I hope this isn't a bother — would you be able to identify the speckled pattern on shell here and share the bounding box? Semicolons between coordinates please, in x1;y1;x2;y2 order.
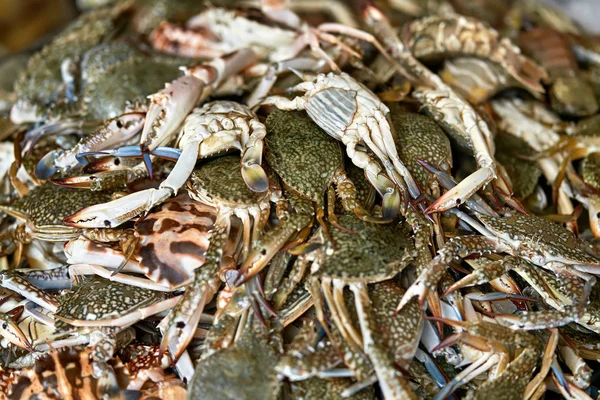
314;215;414;281
56;276;161;329
290;377;376;399
189;155;266;207
582;152;600;189
479;213;600;265
4;183;112;227
14;7;122;112
265;110;343;202
389;110;452;189
369;281;422;364
188;333;280;400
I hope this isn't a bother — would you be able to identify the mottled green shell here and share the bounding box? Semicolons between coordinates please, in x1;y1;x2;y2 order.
132;0;206;35
582;152;600;189
369;281;422;364
189;155;265;207
188;333;280;400
390;110;452;189
479;213;599;265
315;215;414;281
265;111;343;202
2;183;112;227
575;114;600;138
290;377;375;400
55;276;161;330
494;132;541;198
14;7;122;110
82;46;184;120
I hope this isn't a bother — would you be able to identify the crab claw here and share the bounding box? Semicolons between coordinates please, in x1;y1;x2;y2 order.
0;313;33;352
395;279;429;313
35;150;60;180
63;188;172;228
425;167;494;214
160;282;214;363
365;169;401;221
241;163;269;193
52;170;130;191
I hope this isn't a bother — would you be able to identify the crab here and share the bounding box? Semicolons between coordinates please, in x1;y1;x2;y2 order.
8;347;102;399
67;192;223;288
49;276;181;395
187;313;281;400
440;57;539;104
157;154;275;361
10;6;129;125
261;72;421;213
428;317;545;399
150;0;387;74
31;40;197;183
491;98;600;236
401;14;547;94
63;100;269;229
398;184;600;331
517;26;598;117
364;6;518;214
304;214;421;399
35;112;145;180
236;110;395;285
0;182;112;263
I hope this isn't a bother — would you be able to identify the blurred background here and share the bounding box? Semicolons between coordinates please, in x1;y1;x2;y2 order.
0;0;599;55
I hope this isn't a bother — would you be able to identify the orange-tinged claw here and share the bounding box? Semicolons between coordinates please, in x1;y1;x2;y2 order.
425;167;493;213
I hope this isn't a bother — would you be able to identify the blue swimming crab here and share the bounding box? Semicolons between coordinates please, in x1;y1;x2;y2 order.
0;182;112;263
63;99;268;228
158;154;275;362
261;72;421;216
398;202;600;330
306;214;422;399
235;110;393;286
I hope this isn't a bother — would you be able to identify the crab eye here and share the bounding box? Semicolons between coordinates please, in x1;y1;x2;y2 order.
2;322;7;330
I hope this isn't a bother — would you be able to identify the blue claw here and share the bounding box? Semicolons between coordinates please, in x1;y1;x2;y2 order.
551;360;571;396
151;147;182;161
35;151;59;180
79;145;144;159
142;152;153;179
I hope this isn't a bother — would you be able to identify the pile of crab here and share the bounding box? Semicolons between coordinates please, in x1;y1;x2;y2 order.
2;0;600;398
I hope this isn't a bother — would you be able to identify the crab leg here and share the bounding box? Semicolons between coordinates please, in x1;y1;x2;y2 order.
0;271;58;313
397;236;501;311
160;215;231;361
54;295;181;328
364;6;500;213
443;256;525;296
0;312;33;351
35;113;145;180
350;283;418;400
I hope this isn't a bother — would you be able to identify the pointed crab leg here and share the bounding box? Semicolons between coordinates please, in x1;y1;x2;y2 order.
364;5;499;214
0;271;58;313
350;283;418;400
160;215;231;362
397;236;500;312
